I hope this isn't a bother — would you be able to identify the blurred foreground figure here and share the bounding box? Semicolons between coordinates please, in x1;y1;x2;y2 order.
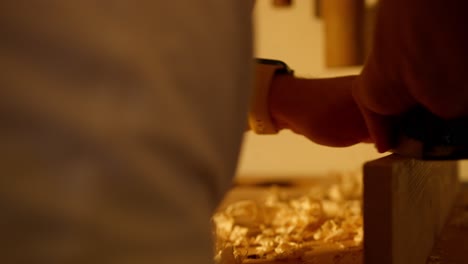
0;1;252;263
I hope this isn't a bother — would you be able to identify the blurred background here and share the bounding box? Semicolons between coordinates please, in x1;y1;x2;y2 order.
237;0;468;180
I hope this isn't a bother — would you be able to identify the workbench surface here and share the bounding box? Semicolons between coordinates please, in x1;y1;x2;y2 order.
215;178;467;264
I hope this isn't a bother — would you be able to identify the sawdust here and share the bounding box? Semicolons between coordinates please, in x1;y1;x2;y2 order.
213;172;363;263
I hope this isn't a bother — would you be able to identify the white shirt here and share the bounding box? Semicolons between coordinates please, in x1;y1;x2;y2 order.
0;1;252;263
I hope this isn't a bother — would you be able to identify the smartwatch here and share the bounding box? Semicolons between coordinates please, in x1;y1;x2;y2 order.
249;58;294;134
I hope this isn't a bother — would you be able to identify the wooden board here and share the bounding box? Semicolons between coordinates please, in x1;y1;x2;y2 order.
364;154;459;264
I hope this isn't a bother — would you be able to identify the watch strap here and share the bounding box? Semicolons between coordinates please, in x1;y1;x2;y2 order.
249;63;283;134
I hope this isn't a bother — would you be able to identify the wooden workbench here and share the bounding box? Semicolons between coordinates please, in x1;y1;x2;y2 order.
215;175;364;264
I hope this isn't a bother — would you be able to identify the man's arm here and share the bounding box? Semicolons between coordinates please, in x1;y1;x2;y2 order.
267;74;369;147
263;0;468;152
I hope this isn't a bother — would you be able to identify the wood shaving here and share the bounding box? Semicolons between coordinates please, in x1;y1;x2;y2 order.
213;172;363;263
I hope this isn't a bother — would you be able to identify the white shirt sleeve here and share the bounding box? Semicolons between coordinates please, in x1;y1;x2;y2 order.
0;1;252;263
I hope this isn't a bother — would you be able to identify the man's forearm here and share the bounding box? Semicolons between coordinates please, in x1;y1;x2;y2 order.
268;75;370;147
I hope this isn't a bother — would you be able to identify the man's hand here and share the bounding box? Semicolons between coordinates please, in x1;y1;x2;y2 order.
353;0;468;152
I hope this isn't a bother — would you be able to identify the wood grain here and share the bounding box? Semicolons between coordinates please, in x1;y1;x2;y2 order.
364;154;459;264
427;183;468;264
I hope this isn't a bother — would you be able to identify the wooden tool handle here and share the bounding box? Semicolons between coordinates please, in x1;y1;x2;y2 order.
322;0;364;67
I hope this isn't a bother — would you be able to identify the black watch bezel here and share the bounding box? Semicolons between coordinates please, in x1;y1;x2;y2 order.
255;58;294;75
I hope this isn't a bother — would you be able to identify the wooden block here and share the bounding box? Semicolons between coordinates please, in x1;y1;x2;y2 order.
363;154;459;264
427;183;468;264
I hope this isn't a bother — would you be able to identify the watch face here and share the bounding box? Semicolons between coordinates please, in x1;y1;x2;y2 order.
255;58;294;74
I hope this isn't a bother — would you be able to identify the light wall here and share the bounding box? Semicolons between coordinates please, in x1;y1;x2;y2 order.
237;0;468;180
